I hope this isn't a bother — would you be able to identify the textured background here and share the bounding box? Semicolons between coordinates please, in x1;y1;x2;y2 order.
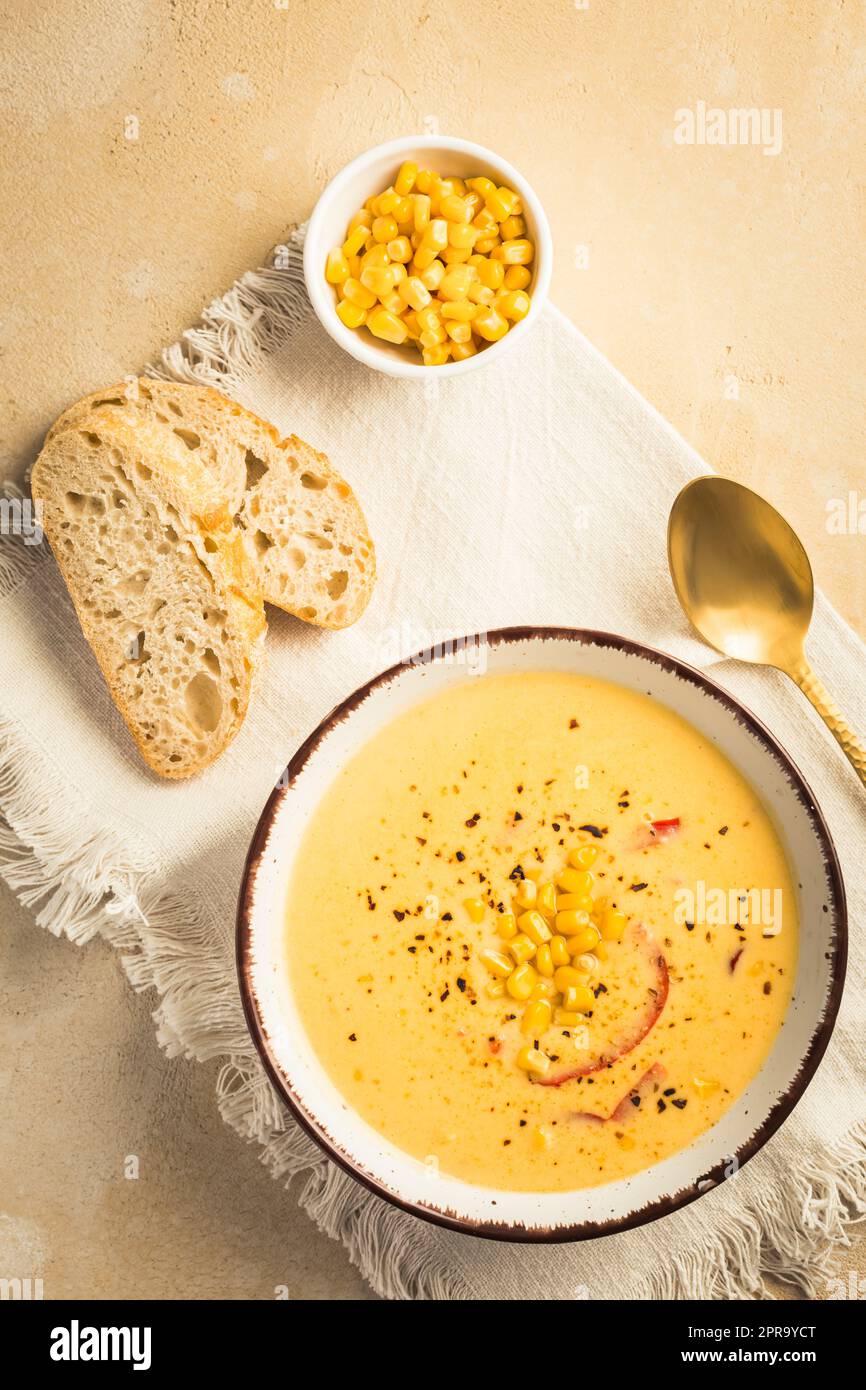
1;0;863;1299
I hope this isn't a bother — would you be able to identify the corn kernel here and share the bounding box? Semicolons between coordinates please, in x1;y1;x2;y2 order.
395;160;418;196
439;265;474;299
412;193;431;233
556;867;595;896
367;307;408;344
573;952;600;974
347;208;373;233
549;935;571;968
535;942;554;977
447;222;478;250
439;176;466;197
412;244;438;272
397;275;430;314
440;193;470;223
427;177;443;215
555;909;590;934
437;301;475;324
422;343;450;365
496;289;531;321
533;1125;554;1150
530;977;556;1001
449;339;477;360
417;304;444;335
325;248;350;284
379;288;405;316
440;246;472;264
555;1009;584;1027
521;998;552;1036
517;910;552;946
467;282;495;306
561;982;595;1014
336;299;367;329
486;980;506;999
468;175;497;200
474;235;501;254
342;225;371;258
600;908;628;942
421;219;448;251
556;893;594;914
445;320;472;344
509;933;536;966
516;1043;550;1076
536;882;557;917
504;264;532;291
463;896;486;923
493;238;535;265
479;948;512;979
476;257;505;290
569;845;599;869
374;188;398;215
360;264;399;297
472;306;508;340
415;168;434;194
507;963;538;1001
566;926;601;956
401;311;421;339
693;1077;721;1097
386;236;413;263
418;258;446;291
393;196;413;225
342;277;377;310
500;214;526;241
554;965;585;993
497;911;517;940
472;209;498;234
372;215;398;244
361;242;391;270
486;185;518;221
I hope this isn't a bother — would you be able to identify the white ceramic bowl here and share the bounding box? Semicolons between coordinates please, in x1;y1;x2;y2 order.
237;629;846;1242
303;135;552;378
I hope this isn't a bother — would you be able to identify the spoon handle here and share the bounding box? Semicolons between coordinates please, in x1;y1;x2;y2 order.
788;658;866;788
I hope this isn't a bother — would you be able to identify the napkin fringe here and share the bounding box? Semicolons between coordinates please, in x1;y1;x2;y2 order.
155;238;310;391
0;485;42;600
642;1121;866;1300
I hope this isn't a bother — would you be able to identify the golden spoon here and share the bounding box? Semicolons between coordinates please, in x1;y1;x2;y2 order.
668;475;866;788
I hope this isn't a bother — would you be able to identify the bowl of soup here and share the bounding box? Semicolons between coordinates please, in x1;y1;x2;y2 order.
237;629;846;1240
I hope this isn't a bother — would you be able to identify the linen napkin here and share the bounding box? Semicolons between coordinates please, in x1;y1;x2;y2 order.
1;231;863;1300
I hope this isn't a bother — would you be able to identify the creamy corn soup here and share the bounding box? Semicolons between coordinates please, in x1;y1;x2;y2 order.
285;672;798;1192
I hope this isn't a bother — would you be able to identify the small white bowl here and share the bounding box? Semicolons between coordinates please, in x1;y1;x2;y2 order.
304;135;553;379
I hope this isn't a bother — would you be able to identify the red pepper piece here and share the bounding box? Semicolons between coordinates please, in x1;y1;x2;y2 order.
536;925;670;1086
650;817;681;839
572;1063;669;1124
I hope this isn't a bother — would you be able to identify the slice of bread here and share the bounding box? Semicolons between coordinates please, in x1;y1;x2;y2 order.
32;409;267;779
48;379;376;629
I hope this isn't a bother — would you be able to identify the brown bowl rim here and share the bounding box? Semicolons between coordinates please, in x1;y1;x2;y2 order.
236;626;847;1244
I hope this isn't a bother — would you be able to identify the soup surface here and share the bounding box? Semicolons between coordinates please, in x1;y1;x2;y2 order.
285;672;798;1192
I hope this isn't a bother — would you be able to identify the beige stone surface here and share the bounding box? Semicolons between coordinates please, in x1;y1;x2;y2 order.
1;0;862;1299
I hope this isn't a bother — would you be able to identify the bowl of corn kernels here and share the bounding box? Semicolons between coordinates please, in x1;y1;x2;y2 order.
304;135;552;377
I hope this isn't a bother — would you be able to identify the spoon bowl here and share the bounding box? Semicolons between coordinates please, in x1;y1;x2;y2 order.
668;476;866;787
